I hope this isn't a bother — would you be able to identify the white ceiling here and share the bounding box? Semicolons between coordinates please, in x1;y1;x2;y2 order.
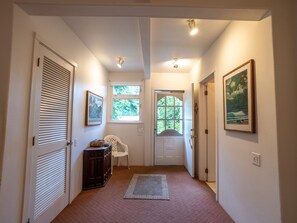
19;3;267;79
62;17;230;76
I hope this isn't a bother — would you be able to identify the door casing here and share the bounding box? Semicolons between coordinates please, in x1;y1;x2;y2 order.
198;72;218;199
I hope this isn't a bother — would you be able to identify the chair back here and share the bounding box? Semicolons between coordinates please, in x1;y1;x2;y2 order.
104;135;121;152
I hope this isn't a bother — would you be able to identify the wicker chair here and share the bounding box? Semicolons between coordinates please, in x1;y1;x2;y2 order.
104;135;129;172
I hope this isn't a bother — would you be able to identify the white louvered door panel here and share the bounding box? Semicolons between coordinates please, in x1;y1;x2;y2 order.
29;43;73;223
34;149;66;220
38;56;69;146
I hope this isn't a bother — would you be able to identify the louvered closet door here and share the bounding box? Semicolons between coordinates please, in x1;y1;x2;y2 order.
29;43;73;223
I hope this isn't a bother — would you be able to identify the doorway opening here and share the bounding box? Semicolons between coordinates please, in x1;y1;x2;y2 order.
199;74;217;195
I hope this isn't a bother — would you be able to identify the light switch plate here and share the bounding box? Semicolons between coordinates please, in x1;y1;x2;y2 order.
252;152;261;167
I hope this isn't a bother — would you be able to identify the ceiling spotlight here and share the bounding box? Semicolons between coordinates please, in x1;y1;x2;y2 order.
117;57;124;68
187;19;198;36
173;58;179;69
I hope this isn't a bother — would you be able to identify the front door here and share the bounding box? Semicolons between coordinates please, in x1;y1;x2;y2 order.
154;91;184;165
24;40;74;223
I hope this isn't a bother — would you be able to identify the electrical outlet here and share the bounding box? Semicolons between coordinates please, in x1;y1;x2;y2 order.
252;152;261;167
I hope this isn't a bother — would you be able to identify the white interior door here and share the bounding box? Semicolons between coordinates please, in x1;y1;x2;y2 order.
154;91;184;165
207;82;216;181
25;41;73;223
184;83;195;177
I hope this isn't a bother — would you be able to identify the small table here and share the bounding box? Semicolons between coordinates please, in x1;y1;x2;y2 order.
82;144;112;190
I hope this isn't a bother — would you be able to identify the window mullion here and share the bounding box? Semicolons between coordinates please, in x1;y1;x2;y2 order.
173;97;175;130
164;97;167;130
173;97;176;130
113;95;139;99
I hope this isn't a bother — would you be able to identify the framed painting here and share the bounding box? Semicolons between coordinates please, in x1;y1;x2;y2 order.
86;91;103;126
223;59;255;133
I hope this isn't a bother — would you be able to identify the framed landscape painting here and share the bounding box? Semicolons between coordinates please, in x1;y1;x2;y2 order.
86;91;103;126
223;59;255;133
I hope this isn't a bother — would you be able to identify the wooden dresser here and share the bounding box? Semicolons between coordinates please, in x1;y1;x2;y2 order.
83;144;112;190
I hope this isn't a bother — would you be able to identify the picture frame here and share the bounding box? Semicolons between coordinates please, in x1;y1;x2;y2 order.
223;59;255;133
86;91;103;126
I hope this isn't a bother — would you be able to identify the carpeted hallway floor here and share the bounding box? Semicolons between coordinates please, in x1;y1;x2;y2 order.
53;166;234;223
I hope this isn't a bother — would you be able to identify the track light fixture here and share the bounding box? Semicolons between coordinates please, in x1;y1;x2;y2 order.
173;58;179;69
117;57;124;68
187;19;198;36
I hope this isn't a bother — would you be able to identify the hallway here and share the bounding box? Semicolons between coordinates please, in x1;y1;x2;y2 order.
53;166;233;223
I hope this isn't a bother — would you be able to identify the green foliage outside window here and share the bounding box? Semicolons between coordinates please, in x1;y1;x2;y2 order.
157;120;165;133
166;107;174;119
157;107;165;119
112;99;139;120
113;85;140;95
112;85;141;121
156;95;183;135
157;97;165;106
166;96;174;106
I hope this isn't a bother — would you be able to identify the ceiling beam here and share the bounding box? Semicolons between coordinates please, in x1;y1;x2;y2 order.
138;18;151;79
18;4;268;21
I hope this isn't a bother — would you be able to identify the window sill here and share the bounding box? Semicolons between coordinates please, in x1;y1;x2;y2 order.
107;121;144;124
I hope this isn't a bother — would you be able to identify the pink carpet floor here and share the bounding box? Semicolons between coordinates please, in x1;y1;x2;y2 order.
53;166;234;223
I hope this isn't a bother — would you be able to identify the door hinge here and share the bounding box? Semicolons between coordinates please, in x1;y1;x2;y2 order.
205;168;209;174
32;136;35;146
205;129;208;134
204;90;208;96
27;218;30;223
194;103;198;114
37;57;40;67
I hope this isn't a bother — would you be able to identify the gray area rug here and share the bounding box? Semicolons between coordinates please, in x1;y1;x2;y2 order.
124;174;169;200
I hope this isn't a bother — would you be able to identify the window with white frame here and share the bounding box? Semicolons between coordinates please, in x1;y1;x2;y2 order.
109;82;143;122
156;94;183;136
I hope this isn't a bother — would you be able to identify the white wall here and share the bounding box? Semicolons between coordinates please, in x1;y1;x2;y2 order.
107;72;191;166
106;72;145;166
0;6;108;223
198;17;281;223
0;1;12;181
151;72;190;91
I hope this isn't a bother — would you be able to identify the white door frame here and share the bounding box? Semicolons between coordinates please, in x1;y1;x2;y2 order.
22;34;75;223
198;72;219;199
